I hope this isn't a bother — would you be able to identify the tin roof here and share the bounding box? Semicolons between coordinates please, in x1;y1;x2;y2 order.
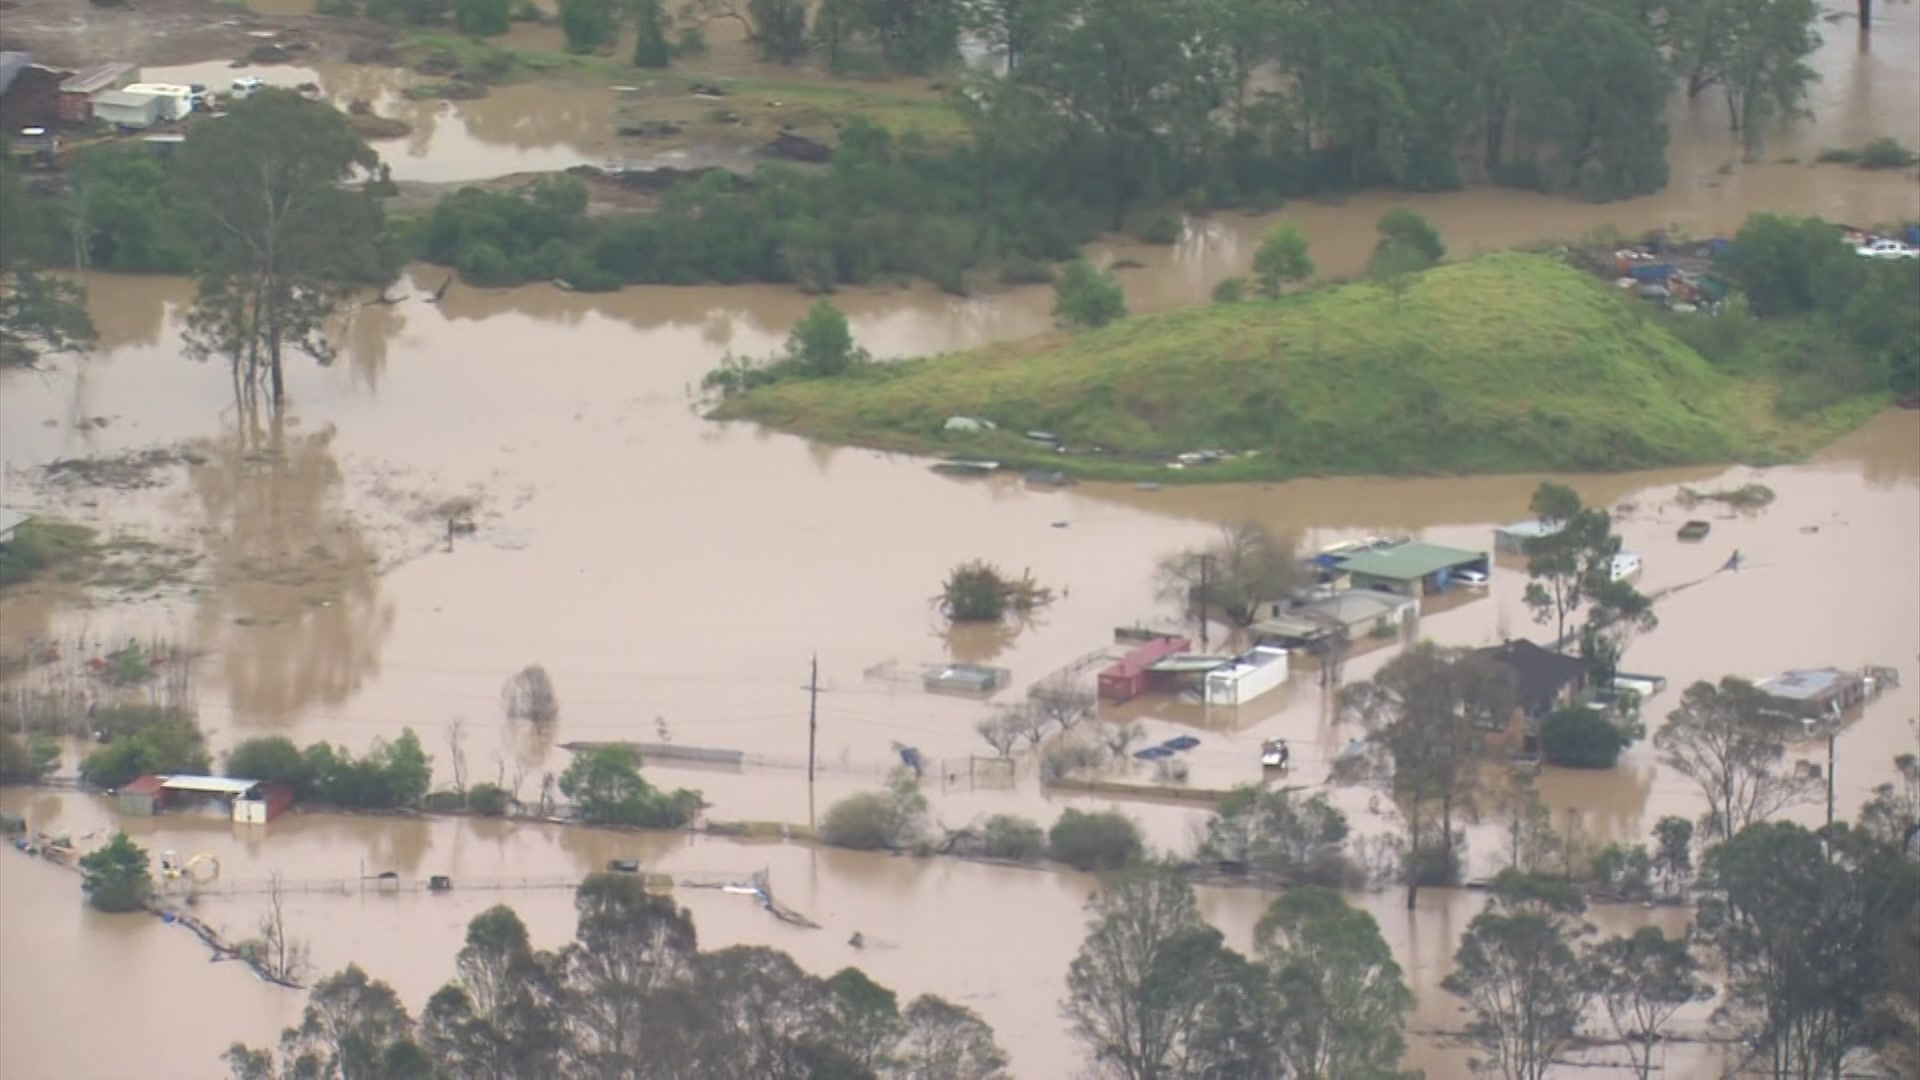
1496;519;1565;539
123;774;167;795
0;507;31;538
93;89;158;110
0;52;29;97
159;775;262;796
59;62;136;95
1338;542;1486;581
1758;668;1858;703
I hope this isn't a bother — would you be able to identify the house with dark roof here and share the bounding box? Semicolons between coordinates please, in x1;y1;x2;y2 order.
1471;638;1589;749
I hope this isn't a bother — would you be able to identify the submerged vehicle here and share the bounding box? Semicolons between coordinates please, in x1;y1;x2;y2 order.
1260;739;1290;769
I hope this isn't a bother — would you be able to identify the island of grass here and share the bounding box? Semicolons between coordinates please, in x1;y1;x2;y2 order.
713;253;1887;481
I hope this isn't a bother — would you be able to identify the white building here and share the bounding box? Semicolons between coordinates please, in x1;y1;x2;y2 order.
1204;646;1290;707
1608;552;1643;582
123;82;195;122
92;89;163;129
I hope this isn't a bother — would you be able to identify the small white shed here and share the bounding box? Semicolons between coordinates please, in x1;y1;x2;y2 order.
1204;646;1290;707
123;82;194;121
93;89;163;129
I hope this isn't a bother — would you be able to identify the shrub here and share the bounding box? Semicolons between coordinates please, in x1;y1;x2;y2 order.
822;773;929;851
79;832;152;912
1048;808;1143;871
979;814;1046;861
1857;136;1917;169
82;718;211;788
454;0;510;35
1211;276;1246;303
1040;737;1107;782
1201;785;1358;886
0;520;94;586
938;561;1054;622
0;732;59;784
466;782;511;816
1133;212;1182;245
1815;146;1862;164
1051;259;1128;329
1540;706;1628;768
1588;842;1654;900
225;736;313;793
558;744;701;827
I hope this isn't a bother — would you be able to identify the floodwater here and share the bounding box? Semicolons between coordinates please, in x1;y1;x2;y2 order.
2;13;1919;1076
0;789;1731;1079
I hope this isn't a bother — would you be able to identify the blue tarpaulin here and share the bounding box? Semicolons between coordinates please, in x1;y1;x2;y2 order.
1160;736;1200;752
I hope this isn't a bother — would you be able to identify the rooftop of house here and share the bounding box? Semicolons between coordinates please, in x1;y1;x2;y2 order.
1475;639;1587;710
158;775;262;796
1497;519;1566;538
1337;541;1487;581
1758;667;1859;702
58;62;136;95
0;507;30;539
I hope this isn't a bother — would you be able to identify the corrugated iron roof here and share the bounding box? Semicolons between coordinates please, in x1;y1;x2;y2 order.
1338;542;1486;581
159;775;261;795
0;52;30;97
0;507;31;537
59;62;136;95
1758;668;1855;702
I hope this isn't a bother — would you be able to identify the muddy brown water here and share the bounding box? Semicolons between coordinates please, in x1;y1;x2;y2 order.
3;18;1919;1074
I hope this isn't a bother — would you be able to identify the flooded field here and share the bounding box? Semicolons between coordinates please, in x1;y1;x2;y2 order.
0;790;1732;1078
2;9;1918;1076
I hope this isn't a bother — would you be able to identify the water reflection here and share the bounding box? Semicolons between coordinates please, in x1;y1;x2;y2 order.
186;415;395;727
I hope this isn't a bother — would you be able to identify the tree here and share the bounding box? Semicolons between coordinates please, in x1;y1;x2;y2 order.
0;151;95;367
977;813;1047;860
938;560;1053;622
1200;786;1357;887
1442;871;1593;1080
748;0;809;61
454;0;511;34
1718;213;1861;316
1682;0;1821;155
1373;207;1445;268
422;905;564;1078
821;967;901;1069
256;872;312;985
1507;2;1671;199
1587;927;1711;1080
1339;644;1514;906
1062;865;1236;1079
558;0;618;50
1255;887;1415;1080
561;874;699;1070
860;0;962;73
1697;821;1916;1077
1857;748;1920;857
1518;482;1625;648
501;664;559;725
898;994;1011;1078
960;0;1061;71
263;964;426;1079
78;832;152;912
0;731;60;784
1252;221;1314;298
1368;239;1425;312
820;770;930;850
1539;706;1629;768
175;91;387;410
785;299;866;376
557;743;702;826
1581;576;1659;687
1154;523;1305;629
226;736;313;794
1048;808;1144;871
1653;677;1816;842
81;716;213;788
1651;815;1694;898
1029;683;1097;734
631;0;672;66
1051;259;1127;329
975;712;1022;757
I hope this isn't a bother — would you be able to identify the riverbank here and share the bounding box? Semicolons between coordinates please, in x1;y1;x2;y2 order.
714;252;1889;481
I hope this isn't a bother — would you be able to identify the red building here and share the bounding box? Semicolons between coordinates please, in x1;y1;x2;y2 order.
1098;636;1192;704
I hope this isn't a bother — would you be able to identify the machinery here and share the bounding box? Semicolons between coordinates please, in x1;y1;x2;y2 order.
158;849;220;889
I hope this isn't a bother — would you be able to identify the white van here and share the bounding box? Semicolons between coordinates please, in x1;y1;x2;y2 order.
230;76;266;101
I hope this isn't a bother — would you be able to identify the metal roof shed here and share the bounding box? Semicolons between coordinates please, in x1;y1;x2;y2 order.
1494;519;1565;554
1339;542;1489;596
160;775;264;796
0;52;30;97
59;62;138;96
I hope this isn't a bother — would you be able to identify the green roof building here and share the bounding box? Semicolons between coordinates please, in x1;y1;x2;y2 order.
1337;541;1489;597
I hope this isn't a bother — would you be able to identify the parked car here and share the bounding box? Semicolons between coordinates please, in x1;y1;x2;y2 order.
1856;239;1918;260
1454;569;1489;587
230;76;265;101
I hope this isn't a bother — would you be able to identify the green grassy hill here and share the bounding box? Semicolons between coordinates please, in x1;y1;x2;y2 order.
716;253;1876;479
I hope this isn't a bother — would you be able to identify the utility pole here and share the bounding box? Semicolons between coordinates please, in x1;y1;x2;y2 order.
1825;726;1837;855
804;654;820;826
1197;554;1215;650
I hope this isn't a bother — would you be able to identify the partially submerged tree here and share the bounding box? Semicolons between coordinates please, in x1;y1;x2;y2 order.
1255;887;1416;1079
1062;865;1237;1078
1155;523;1306;628
1442;871;1593;1080
78;832;153;913
820;769;929;851
256;871;312;985
1029;683;1097;734
937;561;1054;622
1339;643;1515;906
557;743;702;827
501;664;559;726
1052;258;1128;329
0;154;95;367
897;994;1011;1078
175;89;390;410
1587;927;1711;1080
1652;676;1816;842
1200;785;1358;887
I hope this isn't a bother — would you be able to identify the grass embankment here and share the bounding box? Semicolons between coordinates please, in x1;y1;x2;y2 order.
716;253;1884;480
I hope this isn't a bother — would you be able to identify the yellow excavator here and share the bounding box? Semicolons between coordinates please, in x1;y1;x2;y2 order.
158;849;220;888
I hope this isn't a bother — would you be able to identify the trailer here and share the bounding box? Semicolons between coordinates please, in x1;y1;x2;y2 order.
1097;636;1191;704
1203;646;1290;707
